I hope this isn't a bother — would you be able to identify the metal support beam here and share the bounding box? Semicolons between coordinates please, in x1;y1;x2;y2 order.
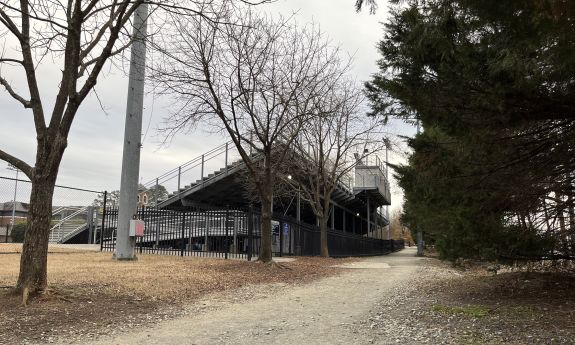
201;154;205;182
87;206;94;244
416;120;424;257
330;204;335;231
225;142;229;173
177;167;181;201
296;191;301;256
247;204;254;261
367;197;371;235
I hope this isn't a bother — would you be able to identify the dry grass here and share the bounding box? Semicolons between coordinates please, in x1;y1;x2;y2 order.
0;250;349;301
0;243;86;254
0;248;353;344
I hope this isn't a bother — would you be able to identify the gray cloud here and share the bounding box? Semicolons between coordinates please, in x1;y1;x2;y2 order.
0;1;413;212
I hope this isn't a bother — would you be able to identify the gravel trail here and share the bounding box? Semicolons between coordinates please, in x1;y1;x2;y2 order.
81;247;427;345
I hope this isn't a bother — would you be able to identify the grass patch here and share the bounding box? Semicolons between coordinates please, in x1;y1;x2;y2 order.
497;305;539;318
431;304;491;318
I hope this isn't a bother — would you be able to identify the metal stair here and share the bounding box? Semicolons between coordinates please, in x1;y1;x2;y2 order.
49;206;90;243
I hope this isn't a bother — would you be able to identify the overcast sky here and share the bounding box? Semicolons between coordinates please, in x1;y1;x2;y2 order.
0;0;414;209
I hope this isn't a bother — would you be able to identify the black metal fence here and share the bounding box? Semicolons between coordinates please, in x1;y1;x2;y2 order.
273;214;405;257
101;205;260;260
100;205;404;260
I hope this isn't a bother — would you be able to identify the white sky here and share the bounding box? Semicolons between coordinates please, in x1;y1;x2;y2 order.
0;0;414;210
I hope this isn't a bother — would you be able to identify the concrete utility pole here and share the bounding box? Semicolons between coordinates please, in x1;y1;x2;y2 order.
416;121;424;257
115;3;148;260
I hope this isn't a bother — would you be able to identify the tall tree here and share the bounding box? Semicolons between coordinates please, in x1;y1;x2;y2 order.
367;0;574;261
93;190;120;208
151;7;345;262
0;0;247;302
147;184;169;205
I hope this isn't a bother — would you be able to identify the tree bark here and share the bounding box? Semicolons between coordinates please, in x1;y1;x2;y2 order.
258;174;273;263
319;216;330;257
16;174;57;297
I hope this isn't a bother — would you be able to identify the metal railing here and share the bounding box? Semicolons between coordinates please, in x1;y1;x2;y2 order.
352;158;391;203
49;206;93;243
141;141;245;205
142;138;390;208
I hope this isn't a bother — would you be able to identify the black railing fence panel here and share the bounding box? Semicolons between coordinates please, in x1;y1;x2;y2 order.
101;205;404;260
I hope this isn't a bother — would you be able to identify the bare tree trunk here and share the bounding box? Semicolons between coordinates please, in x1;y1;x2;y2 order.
16;174;57;299
319;216;330;257
258;174;273;263
567;193;575;254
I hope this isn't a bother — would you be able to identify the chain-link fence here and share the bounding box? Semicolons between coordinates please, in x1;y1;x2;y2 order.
0;176;102;244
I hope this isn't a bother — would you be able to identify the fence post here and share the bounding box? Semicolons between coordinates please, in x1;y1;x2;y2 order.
298;222;303;256
100;191;107;251
233;211;238;254
312;229;316;256
225;205;229;260
279;221;283;257
87;206;94;244
177;167;181;200
180;211;186;257
155;210;160;249
288;223;292;255
204;211;209;253
247;204;253;261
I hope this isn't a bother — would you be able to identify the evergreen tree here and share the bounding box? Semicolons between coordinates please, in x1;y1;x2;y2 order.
369;0;574;261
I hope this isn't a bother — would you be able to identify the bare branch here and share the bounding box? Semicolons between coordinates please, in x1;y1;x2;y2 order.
0;74;31;107
0;148;32;178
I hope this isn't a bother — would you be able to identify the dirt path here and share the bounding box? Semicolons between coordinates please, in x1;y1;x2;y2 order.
81;247;425;345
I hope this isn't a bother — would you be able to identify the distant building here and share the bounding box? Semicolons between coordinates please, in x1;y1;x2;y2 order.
0;201;29;242
137;188;150;207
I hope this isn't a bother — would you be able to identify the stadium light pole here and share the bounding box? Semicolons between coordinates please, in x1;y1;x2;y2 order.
6;164;19;243
115;3;148;260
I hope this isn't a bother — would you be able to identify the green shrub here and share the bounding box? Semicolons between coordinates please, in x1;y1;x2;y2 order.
10;222;27;243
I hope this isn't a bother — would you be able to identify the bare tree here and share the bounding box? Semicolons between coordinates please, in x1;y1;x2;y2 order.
0;0;246;302
151;7;345;262
389;207;410;241
283;77;385;257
